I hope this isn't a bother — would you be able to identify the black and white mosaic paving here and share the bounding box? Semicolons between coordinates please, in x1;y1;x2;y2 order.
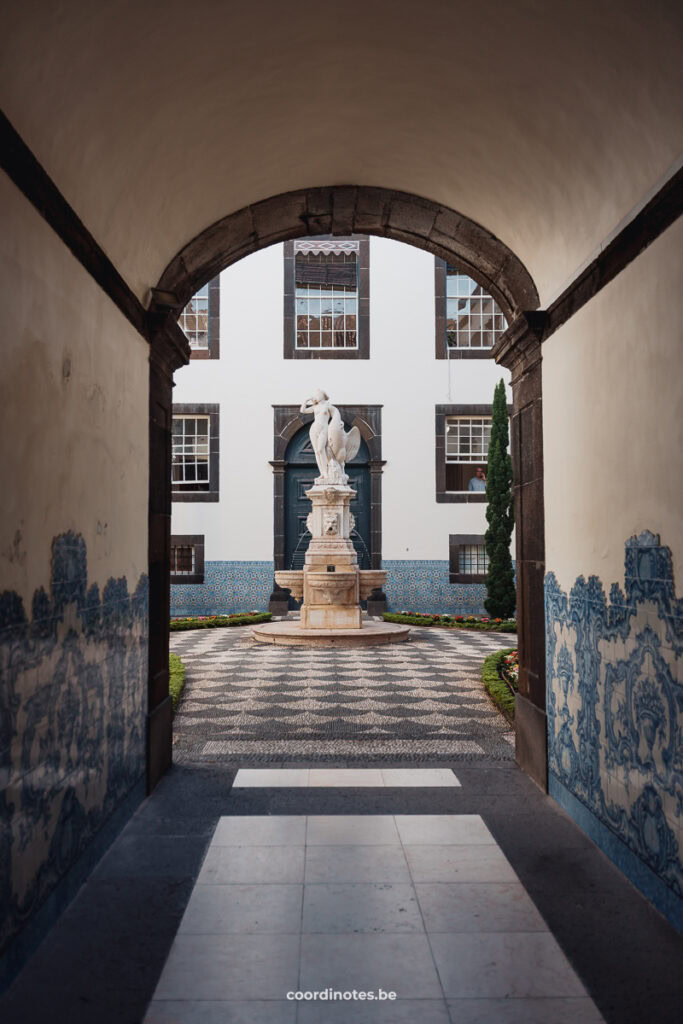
170;625;516;762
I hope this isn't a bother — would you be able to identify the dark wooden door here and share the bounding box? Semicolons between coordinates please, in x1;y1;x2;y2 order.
284;426;371;571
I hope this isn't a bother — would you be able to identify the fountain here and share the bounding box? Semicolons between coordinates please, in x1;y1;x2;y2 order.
252;390;410;647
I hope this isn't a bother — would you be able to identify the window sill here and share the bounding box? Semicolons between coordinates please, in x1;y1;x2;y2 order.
287;348;368;360
171;573;205;585
172;491;219;503
437;348;494;360
449;573;487;584
436;492;488;504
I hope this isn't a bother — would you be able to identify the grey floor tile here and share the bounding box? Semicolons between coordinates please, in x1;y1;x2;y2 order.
395;815;495;846
299;933;442;997
197;846;305;884
429;932;588;998
145;1000;297;1023
153;934;300;1000
447;997;605;1023
178;884;303;934
307;815;400;846
417;882;547;933
381;769;460;787
404;843;517;883
305;845;411;884
233;769;310;787
309;769;385;787
298;998;451;1023
303;882;424;934
212;816;306;846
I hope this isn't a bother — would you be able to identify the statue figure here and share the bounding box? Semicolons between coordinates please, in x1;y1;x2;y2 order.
300;390;361;485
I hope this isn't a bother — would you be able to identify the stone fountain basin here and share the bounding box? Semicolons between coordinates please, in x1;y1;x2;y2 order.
305;571;358;601
359;569;387;600
274;570;303;601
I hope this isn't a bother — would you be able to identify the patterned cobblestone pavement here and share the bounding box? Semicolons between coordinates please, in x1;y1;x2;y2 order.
171;624;515;762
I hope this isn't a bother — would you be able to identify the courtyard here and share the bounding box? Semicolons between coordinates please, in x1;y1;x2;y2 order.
170;624;515;762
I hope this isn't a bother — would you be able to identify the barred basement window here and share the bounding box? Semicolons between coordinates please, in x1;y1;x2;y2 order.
170;534;205;583
179;284;209;349
459;544;489;575
172;416;210;491
171;544;195;574
446;269;506;351
295;240;359;349
445;416;491;492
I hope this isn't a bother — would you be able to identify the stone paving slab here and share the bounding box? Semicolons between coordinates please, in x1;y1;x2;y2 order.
170;625;515;762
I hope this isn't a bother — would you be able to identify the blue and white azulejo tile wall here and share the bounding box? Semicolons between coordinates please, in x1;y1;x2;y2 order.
170;561;274;617
382;560;487;615
170;559;489;617
546;531;683;930
0;532;148;970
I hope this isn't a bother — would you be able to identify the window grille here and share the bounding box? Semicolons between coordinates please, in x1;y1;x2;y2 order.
459;544;489;575
295;241;359;349
172;416;210;490
446;270;506;349
170;545;195;574
179;284;209;349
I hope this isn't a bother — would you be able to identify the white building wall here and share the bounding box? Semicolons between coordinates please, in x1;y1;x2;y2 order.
171;237;511;611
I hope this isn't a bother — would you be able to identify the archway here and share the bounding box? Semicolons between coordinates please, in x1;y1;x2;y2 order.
147;185;545;792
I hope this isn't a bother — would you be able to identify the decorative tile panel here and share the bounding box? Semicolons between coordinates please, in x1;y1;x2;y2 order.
0;533;148;959
170;562;274;617
546;531;683;929
382;560;487;615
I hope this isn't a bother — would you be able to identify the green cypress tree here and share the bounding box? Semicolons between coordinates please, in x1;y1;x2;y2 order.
484;379;516;619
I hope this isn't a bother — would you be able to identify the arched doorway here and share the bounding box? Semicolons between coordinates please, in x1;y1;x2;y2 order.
284;425;372;571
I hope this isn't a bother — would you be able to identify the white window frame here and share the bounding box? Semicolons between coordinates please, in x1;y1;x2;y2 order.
294;240;359;351
172;415;210;490
178;285;209;349
446;270;507;350
445;416;492;493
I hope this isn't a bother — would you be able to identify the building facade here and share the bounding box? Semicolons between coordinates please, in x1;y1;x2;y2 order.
169;236;513;617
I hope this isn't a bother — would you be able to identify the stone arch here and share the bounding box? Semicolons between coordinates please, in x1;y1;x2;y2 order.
152;186;539;322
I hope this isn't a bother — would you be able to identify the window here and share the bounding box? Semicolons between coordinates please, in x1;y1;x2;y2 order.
449;535;489;583
434;259;508;359
446;270;506;350
172;416;210;490
445;416;491;492
171;544;195;574
459;544;489;575
170;535;205;584
283;238;370;359
178;277;220;359
172;404;219;502
179;285;208;349
295;241;358;350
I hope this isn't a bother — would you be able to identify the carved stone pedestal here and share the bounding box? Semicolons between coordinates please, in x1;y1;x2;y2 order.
259;483;408;647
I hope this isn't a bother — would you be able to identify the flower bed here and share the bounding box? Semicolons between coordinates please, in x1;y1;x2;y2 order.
500;649;519;689
383;612;516;633
481;647;517;720
170;611;272;631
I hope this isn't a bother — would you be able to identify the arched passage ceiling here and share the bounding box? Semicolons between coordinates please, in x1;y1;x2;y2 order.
2;0;682;307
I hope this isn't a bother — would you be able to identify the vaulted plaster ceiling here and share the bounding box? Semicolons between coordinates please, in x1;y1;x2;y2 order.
2;0;682;305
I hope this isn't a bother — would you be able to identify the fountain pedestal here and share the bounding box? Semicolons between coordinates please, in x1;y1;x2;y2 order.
253;483;409;647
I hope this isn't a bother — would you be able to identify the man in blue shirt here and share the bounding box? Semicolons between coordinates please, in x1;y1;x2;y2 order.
468;466;487;491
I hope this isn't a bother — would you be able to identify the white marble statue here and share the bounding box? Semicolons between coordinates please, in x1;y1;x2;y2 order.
300;390;361;485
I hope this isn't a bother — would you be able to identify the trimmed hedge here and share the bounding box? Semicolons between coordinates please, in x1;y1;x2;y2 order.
169;653;186;712
170;612;272;632
383;612;517;633
481;647;517;721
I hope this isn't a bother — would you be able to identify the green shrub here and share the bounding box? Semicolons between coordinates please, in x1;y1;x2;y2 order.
482;647;516;721
383;612;516;633
169;653;186;712
484;379;516;619
170;612;272;631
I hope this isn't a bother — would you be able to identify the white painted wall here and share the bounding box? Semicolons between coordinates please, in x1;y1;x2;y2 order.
0;174;149;601
543;216;683;591
171;237;511;562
